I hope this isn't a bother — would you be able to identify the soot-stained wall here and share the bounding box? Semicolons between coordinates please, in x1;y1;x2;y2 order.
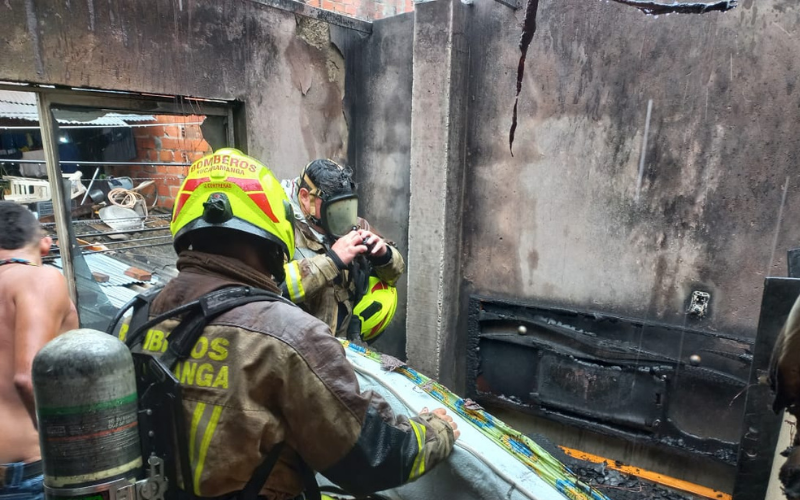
461;0;800;339
333;13;415;358
0;0;349;180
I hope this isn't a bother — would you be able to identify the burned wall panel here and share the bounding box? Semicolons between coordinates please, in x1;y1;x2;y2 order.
468;297;750;466
461;0;800;338
0;0;350;179
332;14;415;359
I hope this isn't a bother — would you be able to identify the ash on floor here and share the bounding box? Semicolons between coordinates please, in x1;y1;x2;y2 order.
528;433;702;500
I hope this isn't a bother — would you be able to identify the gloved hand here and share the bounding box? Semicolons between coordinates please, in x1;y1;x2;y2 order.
419;407;460;440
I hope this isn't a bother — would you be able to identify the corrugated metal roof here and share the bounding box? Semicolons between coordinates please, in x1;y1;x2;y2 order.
51;253;149;287
0;90;35;105
101;285;140;309
0;90;154;125
48;253;151;309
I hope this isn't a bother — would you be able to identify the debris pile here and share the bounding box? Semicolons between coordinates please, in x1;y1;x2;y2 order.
529;433;700;500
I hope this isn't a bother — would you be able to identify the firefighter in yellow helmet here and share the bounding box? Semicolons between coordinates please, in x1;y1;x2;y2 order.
127;149;457;499
280;159;404;343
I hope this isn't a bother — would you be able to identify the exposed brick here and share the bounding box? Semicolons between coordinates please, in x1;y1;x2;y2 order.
188;152;205;162
345;5;356;14
148;149;159;162
163;125;181;137
164;166;187;175
124;266;152;281
92;272;109;283
135;137;156;150
322;0;335;10
166;176;184;187
169;185;181;198
159;137;188;150
159;150;175;162
159;196;175;209
156;183;171;197
185;126;203;140
125;165;143;177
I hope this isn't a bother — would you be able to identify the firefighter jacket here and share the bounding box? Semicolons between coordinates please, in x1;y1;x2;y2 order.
281;178;405;337
120;251;453;500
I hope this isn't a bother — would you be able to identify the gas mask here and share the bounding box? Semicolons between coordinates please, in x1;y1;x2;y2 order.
301;169;359;239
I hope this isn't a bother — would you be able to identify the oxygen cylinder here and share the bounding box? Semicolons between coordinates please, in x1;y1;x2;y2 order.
32;329;143;499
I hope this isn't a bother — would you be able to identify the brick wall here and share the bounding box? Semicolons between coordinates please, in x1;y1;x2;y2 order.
111;115;211;209
305;0;414;20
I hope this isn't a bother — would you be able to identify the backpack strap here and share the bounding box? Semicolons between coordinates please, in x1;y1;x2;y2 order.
346;256;372;342
124;285;318;500
158;286;290;368
240;442;285;500
106;285;164;339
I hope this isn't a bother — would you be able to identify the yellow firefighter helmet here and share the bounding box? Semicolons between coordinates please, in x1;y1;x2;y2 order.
353;275;398;343
170;148;295;260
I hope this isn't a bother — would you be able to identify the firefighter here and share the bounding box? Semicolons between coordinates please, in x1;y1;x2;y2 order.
280;159;404;341
769;294;800;499
125;149;457;499
0;201;78;499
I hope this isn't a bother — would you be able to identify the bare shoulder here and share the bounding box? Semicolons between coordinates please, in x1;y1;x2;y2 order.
32;266;68;290
7;265;69;298
37;265;69;285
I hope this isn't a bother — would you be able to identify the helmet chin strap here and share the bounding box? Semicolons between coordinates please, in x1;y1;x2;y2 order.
300;194;324;232
300;175;325;229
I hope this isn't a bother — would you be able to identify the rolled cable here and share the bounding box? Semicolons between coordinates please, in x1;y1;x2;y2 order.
108;187;149;219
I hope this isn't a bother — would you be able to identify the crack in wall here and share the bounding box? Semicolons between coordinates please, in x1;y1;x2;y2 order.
508;0;738;155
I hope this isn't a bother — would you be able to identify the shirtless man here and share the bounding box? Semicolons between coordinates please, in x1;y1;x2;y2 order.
0;201;78;499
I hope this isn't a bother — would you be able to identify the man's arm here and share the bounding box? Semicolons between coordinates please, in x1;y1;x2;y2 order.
13;268;78;423
357;227;405;287
369;243;404;287
277;318;457;495
282;254;341;304
282;231;368;304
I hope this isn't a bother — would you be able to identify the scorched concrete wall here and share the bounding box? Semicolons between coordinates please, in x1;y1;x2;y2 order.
0;0;351;180
459;0;800;354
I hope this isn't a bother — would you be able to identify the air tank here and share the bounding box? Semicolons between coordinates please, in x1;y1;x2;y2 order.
32;329;142;498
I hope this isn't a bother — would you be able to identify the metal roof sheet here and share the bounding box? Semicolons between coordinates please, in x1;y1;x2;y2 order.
47;254;146;309
101;285;140;309
51;253;148;287
0;90;154;125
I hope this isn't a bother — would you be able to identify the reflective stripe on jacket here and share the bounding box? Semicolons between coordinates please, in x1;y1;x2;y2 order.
122;251;450;499
280;177;405;337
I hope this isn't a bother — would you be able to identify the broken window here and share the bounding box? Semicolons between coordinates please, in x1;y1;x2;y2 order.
0;86;234;330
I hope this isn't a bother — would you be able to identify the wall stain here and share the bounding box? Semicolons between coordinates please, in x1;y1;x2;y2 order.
23;0;43;76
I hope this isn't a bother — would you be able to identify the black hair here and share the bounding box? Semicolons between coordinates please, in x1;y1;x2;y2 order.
302;159;355;198
0;201;42;250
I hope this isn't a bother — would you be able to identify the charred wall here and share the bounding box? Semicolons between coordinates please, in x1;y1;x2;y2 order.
461;0;800;339
332;13;415;358
0;0;350;179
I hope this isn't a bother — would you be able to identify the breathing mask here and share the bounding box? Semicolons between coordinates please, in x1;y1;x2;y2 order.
301;162;359;239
